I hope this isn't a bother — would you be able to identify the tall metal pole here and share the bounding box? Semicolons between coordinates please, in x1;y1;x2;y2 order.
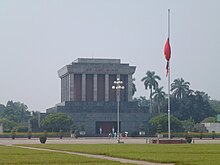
167;9;171;139
112;78;124;143
117;89;120;143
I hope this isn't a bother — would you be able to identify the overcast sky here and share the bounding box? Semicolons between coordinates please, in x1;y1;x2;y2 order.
0;0;219;112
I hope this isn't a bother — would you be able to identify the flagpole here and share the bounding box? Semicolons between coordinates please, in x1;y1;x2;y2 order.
167;9;171;140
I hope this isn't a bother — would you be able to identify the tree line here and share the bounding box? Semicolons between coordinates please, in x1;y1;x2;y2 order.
133;70;220;134
0;101;73;133
1;70;220;135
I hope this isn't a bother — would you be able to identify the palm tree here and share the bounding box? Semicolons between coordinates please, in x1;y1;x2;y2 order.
141;71;161;113
132;78;137;96
194;91;210;101
151;86;166;114
171;78;190;99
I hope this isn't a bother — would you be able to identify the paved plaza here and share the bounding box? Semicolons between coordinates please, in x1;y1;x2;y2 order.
1;137;220;146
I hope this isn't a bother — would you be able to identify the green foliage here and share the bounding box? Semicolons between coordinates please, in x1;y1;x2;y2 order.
209;100;220;113
193;123;208;132
0;101;32;132
171;78;190;99
2;101;31;123
162;93;215;123
133;96;150;107
149;113;183;134
29;111;41;131
0;104;5;116
132;78;136;96
42;112;73;132
0;118;17;132
201;116;217;123
39;136;47;144
181;117;195;132
151;86;166;114
141;71;161;113
184;132;192;143
14;125;29;132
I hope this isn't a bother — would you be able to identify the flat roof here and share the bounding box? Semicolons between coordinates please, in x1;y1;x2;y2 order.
73;58;121;64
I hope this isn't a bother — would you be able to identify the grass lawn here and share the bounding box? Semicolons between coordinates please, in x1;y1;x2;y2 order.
0;145;131;165
24;144;220;165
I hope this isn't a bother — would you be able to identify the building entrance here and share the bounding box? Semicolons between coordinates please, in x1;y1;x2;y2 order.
96;121;120;135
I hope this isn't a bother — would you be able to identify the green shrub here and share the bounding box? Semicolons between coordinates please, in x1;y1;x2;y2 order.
39;136;47;144
15;126;28;132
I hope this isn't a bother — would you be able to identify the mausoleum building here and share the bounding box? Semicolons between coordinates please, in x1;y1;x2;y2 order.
47;58;149;135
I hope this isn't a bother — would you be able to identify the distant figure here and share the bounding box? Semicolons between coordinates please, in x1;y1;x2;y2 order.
108;133;112;139
125;131;128;138
114;132;117;138
112;127;115;134
112;127;115;138
99;127;102;134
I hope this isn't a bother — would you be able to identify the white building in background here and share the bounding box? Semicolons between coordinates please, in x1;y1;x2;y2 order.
202;123;220;133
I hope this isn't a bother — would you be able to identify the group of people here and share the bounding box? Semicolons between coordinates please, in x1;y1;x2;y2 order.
99;127;128;139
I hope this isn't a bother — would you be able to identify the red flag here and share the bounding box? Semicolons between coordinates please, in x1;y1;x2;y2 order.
164;38;171;61
164;38;171;77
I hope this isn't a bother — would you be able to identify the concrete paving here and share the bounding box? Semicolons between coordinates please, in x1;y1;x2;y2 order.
0;137;147;146
1;137;220;145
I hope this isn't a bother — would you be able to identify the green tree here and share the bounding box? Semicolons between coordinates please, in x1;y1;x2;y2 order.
209;100;220;113
194;91;210;101
149;113;183;134
171;78;190;99
42;112;73;132
141;71;161;113
0;118;17;132
0;104;6;117
132;78;137;96
133;96;150;107
29;111;41;131
170;94;214;123
201;116;216;123
181;117;195;132
3;101;31;123
151;86;166;114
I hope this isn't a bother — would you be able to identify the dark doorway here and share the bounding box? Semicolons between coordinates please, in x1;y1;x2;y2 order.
96;121;120;134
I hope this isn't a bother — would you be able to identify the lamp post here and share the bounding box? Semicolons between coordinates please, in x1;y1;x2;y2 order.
112;78;124;143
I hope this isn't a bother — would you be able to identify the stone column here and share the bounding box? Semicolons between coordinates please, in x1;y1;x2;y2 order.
61;76;68;102
66;76;69;101
69;73;74;101
127;74;132;101
82;74;86;101
93;74;97;101
61;77;64;102
105;74;109;102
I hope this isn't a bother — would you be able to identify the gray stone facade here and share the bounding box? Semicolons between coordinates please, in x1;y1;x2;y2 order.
47;58;149;135
58;58;135;102
47;101;149;135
